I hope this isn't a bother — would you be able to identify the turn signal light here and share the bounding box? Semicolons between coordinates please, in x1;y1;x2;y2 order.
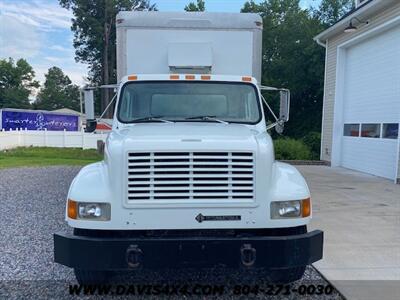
302;198;311;218
67;199;77;219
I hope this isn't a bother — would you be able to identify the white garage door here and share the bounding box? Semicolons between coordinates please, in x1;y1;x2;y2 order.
340;25;400;180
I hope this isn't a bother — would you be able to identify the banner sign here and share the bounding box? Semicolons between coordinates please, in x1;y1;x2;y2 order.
1;110;79;131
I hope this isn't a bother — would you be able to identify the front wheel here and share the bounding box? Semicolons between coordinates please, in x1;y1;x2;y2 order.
74;269;111;284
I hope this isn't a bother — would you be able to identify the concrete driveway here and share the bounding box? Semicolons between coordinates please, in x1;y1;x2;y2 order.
297;166;400;300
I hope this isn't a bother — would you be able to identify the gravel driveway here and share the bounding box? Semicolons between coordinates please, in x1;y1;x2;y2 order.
0;166;343;299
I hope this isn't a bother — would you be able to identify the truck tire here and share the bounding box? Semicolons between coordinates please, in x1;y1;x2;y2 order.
74;269;110;284
266;225;307;283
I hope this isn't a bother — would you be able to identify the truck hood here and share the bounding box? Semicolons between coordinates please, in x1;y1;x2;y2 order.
103;122;275;211
115;123;259;143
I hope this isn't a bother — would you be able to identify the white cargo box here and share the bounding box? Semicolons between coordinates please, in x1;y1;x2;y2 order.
116;12;263;82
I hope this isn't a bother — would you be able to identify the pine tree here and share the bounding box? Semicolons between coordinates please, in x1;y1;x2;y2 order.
35;67;80;111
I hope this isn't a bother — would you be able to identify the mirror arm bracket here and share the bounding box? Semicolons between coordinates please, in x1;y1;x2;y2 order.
261;94;279;122
260;85;290;133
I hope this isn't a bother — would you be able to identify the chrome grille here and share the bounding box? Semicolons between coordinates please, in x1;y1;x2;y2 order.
127;152;255;202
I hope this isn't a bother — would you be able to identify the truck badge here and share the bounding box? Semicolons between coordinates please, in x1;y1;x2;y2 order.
195;214;241;223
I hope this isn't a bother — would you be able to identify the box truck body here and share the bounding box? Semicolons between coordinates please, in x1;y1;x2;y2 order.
116;12;262;82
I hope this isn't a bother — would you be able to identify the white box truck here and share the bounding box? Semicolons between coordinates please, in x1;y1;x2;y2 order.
54;12;323;284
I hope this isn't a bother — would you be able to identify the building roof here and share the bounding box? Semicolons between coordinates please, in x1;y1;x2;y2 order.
53;108;83;116
333;0;374;25
96;123;112;131
314;0;397;43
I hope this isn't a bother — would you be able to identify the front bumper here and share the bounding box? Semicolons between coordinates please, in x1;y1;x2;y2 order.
54;230;323;270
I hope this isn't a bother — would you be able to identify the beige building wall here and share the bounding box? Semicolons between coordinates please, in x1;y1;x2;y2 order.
320;3;400;163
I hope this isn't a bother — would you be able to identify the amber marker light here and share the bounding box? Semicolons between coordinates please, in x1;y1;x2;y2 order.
128;75;138;81
201;75;211;80
185;75;196;80
67;199;77;219
170;74;180;80
302;198;311;218
242;76;252;82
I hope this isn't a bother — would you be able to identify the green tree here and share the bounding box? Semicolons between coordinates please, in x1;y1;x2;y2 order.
185;0;205;12
242;0;326;138
314;0;354;26
35;67;80;111
59;0;156;117
0;58;39;109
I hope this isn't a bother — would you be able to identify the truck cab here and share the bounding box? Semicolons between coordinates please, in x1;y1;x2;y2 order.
54;12;323;284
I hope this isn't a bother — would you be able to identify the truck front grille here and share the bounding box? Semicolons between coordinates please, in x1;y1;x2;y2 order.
127;152;255;202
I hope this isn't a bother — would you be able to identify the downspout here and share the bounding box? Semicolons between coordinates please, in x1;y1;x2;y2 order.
395;135;400;184
314;37;327;161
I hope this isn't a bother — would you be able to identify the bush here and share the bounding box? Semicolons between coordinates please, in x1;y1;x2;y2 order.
274;138;311;160
302;132;321;160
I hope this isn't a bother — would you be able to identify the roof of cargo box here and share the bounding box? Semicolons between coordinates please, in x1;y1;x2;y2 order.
116;11;263;30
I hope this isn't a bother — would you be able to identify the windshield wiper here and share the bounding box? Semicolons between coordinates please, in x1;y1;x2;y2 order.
132;116;173;124
185;116;228;124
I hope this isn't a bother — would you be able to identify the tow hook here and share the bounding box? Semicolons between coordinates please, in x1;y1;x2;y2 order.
240;244;256;267
126;245;143;268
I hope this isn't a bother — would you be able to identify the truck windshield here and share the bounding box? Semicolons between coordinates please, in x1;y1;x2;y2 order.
118;82;261;124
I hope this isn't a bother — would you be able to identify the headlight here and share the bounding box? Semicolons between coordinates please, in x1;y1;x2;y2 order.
68;199;111;221
270;198;311;219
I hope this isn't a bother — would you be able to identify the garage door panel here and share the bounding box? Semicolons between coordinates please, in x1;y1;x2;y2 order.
343;26;400;123
342;138;398;179
339;25;400;180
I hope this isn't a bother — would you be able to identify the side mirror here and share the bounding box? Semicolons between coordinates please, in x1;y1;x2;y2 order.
279;90;290;122
83;89;95;120
85;119;97;133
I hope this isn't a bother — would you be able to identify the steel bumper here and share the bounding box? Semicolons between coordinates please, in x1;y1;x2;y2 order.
54;230;323;270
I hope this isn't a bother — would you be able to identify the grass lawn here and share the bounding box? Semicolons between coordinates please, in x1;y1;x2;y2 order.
0;147;103;169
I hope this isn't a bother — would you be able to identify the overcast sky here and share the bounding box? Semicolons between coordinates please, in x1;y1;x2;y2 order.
0;0;322;87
